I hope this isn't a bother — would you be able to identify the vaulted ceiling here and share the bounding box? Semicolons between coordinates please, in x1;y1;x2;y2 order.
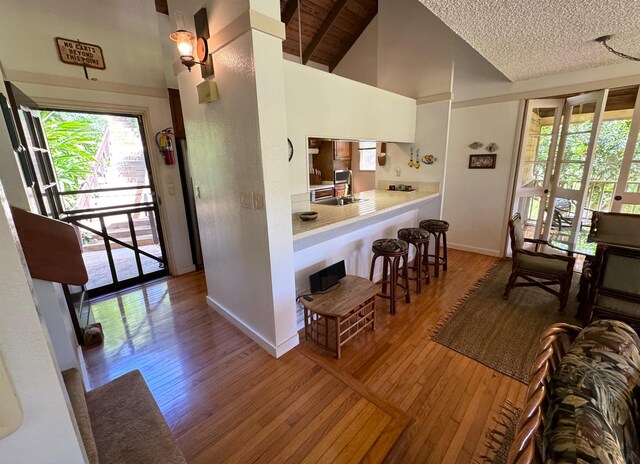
155;0;168;15
157;1;377;71
280;0;377;71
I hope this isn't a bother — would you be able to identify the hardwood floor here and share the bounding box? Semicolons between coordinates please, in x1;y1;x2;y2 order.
83;249;528;463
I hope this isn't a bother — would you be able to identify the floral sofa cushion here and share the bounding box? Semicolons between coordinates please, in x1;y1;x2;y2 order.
545;320;640;463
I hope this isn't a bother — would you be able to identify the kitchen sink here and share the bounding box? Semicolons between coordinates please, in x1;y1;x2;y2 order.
314;197;367;206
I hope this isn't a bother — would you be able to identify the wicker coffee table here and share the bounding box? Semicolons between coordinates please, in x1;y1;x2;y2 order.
300;275;378;359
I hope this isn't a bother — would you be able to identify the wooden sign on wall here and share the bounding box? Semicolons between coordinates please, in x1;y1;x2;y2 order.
55;38;105;69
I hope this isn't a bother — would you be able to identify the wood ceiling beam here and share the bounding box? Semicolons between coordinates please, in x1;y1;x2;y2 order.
329;4;377;72
155;0;168;15
302;0;350;65
282;0;299;28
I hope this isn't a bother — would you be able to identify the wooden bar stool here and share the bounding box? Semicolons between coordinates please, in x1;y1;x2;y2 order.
397;228;430;293
369;238;410;315
419;219;449;278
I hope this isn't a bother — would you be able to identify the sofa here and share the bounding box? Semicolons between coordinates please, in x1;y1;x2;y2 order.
508;320;640;463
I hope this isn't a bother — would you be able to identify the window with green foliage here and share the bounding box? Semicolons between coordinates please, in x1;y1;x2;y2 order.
41;111;108;209
537;118;632;212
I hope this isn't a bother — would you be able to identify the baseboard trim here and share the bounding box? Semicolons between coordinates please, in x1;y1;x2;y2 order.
206;295;299;358
77;345;91;389
175;264;197;275
447;242;503;258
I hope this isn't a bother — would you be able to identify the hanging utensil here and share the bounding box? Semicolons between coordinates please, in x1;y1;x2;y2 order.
408;147;414;167
415;149;420;169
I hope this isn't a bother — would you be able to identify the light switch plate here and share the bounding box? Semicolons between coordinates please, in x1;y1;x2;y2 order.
252;192;264;210
240;193;253;209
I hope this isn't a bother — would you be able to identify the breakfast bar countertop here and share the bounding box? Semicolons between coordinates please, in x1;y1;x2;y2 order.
292;188;440;240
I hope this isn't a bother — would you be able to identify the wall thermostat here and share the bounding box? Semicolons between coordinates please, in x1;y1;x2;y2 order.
197;80;218;104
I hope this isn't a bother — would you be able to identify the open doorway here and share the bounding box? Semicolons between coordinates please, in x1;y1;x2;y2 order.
35;109;168;297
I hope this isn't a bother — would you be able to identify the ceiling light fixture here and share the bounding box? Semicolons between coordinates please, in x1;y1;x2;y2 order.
170;28;208;72
595;35;640;62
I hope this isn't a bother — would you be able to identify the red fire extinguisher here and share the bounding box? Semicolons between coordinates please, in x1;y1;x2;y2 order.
156;129;176;166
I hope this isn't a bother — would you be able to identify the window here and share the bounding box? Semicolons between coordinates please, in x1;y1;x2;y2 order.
359;141;377;171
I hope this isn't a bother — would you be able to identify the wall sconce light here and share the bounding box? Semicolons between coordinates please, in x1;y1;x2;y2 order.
170;9;213;78
170;29;208;72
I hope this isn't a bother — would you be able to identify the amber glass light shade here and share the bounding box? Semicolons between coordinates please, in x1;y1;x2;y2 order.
169;29;196;59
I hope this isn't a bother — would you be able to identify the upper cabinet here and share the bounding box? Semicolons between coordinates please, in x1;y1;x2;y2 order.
333;141;351;161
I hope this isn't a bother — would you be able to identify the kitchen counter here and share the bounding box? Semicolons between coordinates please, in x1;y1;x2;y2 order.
292;188;439;241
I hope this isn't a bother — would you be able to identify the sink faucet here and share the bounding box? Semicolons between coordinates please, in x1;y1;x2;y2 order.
346;170;354;199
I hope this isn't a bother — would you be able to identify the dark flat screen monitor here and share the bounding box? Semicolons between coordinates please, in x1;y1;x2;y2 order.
309;260;346;293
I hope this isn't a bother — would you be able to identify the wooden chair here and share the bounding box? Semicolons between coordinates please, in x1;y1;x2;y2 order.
507;323;582;464
503;213;576;312
584;245;640;328
588;211;640;248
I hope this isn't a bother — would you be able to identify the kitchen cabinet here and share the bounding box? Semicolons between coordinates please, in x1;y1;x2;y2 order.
333;141;351;161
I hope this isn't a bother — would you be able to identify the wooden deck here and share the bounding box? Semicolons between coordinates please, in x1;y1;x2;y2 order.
83;249;528;463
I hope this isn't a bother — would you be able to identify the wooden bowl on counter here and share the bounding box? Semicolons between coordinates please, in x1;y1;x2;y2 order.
298;211;318;222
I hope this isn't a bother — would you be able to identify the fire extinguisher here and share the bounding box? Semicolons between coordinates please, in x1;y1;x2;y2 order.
156;128;176;166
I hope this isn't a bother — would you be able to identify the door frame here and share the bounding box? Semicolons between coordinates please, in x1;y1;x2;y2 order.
503;100;527;257
543;89;609;241
21;96;181;276
512;98;565;239
612;87;640;212
21;105;170;297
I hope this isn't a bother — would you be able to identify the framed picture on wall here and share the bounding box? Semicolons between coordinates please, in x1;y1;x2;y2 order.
468;153;496;169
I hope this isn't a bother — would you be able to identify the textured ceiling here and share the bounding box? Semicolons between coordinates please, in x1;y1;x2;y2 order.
419;0;640;81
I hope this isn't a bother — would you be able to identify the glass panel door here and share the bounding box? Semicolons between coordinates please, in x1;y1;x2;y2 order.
513;99;564;239
544;90;609;242
34;109;169;297
612;88;640;214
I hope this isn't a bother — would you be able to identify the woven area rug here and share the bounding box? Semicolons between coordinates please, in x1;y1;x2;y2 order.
431;260;581;383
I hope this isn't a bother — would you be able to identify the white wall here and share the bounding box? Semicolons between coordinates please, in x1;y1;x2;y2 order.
442;101;522;257
376;0;453;99
377;100;451;187
284;61;417;195
334;0;455;100
172;0;298;356
0;185;86;463
0;0;166;88
32;279;80;371
283;52;329;73
332;16;378;87
0;0;194;276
